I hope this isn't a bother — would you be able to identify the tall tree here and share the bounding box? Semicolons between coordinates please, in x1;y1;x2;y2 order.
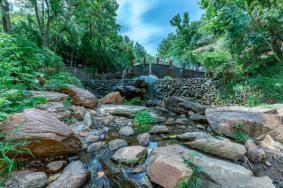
0;0;12;33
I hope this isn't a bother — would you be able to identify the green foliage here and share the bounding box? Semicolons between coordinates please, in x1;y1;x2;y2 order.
133;111;153;133
163;76;174;80
181;151;203;188
233;124;250;143
63;98;73;109
45;72;83;90
124;97;143;106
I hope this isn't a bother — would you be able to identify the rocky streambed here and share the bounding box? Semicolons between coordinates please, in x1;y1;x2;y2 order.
1;87;283;188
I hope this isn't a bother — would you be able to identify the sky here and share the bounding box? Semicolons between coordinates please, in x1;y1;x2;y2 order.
117;0;204;55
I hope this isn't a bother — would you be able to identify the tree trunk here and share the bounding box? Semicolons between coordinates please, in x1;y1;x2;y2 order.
0;0;12;33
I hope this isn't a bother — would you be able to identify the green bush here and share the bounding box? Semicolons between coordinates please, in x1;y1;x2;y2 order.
124;97;143;106
233;124;250;143
133;111;153;133
45;72;83;90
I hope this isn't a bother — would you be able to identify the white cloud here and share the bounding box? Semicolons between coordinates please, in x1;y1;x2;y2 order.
117;0;162;55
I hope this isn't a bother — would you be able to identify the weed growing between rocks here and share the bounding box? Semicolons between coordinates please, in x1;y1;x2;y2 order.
180;151;203;188
124;97;143;106
133;111;153;133
233;123;250;144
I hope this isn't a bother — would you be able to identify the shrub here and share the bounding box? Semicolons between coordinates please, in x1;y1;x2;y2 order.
124;97;143;106
133;111;153;133
45;72;83;90
233;124;250;143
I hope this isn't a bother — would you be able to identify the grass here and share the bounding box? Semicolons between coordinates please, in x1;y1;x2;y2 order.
133;111;153;133
124;97;143;106
233;123;250;143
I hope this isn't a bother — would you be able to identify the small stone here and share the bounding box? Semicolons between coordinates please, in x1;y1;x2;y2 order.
175;117;189;125
47;173;61;185
165;118;175;126
109;139;128;151
190;113;208;123
245;140;266;163
47;161;67;173
265;161;272;167
84;112;92;127
150;126;169;134
119;126;135;136
196;124;206;130
87;141;104;153
72;106;86;121
86;131;104;143
6;171;47;188
137;133;150;146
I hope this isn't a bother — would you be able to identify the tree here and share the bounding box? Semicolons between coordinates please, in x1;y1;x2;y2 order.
0;0;12;33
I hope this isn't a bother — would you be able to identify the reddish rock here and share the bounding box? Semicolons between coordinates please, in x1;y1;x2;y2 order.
100;91;123;105
0;109;81;157
59;85;97;109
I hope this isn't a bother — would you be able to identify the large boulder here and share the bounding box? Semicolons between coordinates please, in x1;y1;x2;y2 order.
59;85;97;108
206;105;283;143
0;109;81;157
185;137;247;161
98;105;147;118
115;86;146;100
100;91;123;105
165;96;206;115
112;146;147;165
147;145;274;188
47;161;87;188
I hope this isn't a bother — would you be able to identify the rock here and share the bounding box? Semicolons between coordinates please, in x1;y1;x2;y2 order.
47;161;67;173
245;140;266;163
175;117;189;125
98;105;147;118
47;161;87;188
196;124;206;130
37;102;72;121
190;113;208;123
137;133;150;146
87;141;104;153
115;86;146;100
47;173;61;185
146;146;193;188
102;115;114;125
84;112;92;127
86;131;104;143
31;91;68;102
164;96;206;115
100;91;123;105
72;106;86;121
147;145;262;188
185;137;247;161
177;132;212;141
165;118;175;126
259;135;283;152
205;106;283;143
150;125;169;134
5;170;47;188
112;146;147;165
0;109;81;157
119;126;135;136
59;85;97;109
122;170;153;188
109;139;128;151
150;113;166;124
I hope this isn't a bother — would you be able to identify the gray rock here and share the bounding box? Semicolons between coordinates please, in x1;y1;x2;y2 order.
175;117;189;125
150;113;166;124
84;112;92;127
185;137;247;161
109;139;128;151
47;161;67;173
150;125;169;134
119;126;135;136
137;133;150;146
165;118;175;126
86;130;104;143
87;141;104;153
6;170;47;188
112;146;148;165
98;105;147;118
245;140;266;163
177;132;212;141
47;161;87;188
190;113;208;123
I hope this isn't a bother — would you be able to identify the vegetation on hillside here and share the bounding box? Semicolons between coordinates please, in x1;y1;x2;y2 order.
158;0;283;104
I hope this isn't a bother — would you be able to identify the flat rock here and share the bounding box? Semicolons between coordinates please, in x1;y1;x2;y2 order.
0;109;81;157
177;132;212;141
190;113;208;123
47;161;87;188
109;139;128;151
119;126;135;136
59;85;97;109
175;117;189;125
31;91;68;102
150;125;169;134
98;105;147;118
47;161;67;173
185;137;247;161
112;146;147;165
245;140;266;163
37;102;72;121
137;133;150;146
5;170;47;188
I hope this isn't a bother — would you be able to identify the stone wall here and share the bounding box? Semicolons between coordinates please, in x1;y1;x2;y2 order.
83;78;218;105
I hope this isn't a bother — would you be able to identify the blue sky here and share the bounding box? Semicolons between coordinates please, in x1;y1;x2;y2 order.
117;0;204;55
